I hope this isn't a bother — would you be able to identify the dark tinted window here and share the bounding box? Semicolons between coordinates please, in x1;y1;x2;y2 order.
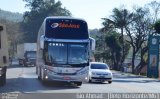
45;42;67;64
25;51;36;58
0;31;2;48
0;26;2;49
27;52;36;58
45;18;89;39
91;63;109;69
68;44;88;64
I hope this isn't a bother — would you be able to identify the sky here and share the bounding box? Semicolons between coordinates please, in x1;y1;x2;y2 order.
0;0;158;29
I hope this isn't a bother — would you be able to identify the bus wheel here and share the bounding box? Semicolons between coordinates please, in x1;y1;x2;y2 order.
37;69;41;80
108;81;112;84
0;73;6;86
75;82;82;86
89;79;92;83
38;75;41;80
87;76;92;83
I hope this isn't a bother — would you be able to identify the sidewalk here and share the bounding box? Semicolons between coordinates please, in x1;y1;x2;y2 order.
111;70;148;79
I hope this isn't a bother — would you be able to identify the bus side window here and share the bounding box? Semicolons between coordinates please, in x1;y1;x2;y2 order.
45;52;49;62
3;56;7;64
0;31;2;49
0;26;3;31
0;26;2;49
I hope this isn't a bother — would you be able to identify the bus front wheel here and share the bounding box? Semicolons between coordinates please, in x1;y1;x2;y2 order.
75;82;82;86
0;73;6;86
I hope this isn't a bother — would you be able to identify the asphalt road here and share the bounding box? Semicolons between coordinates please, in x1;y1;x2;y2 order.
1;65;160;93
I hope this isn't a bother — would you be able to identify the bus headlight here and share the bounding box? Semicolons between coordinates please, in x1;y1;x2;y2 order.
76;67;89;75
45;76;48;79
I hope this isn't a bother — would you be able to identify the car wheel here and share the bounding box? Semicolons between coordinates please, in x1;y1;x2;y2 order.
108;81;112;84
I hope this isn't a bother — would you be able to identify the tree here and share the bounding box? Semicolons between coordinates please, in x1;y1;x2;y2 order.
21;0;71;42
102;7;133;67
133;1;160;74
125;7;152;73
105;32;130;70
101;6;154;74
147;1;160;23
145;1;160;35
105;32;121;70
154;19;160;33
94;31;107;62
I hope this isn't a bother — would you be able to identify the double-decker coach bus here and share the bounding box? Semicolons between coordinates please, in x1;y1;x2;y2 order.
36;16;95;86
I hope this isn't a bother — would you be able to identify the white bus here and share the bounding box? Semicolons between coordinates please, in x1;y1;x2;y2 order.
36;16;95;86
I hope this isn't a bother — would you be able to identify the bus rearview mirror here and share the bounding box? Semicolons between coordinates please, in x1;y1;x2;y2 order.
40;35;44;49
89;37;95;51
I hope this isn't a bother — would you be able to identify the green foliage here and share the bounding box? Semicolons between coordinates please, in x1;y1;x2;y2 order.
94;50;112;62
21;0;71;42
105;32;121;52
154;19;160;33
100;5;155;73
93;28;130;70
101;7;134;70
104;32;130;70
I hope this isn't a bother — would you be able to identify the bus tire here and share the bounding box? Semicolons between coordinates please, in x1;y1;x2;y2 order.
37;68;41;80
108;81;112;84
75;82;82;86
89;79;92;83
38;75;41;80
0;73;6;86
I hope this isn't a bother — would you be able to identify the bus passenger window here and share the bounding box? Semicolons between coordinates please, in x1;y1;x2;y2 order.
0;26;3;49
3;56;7;64
0;31;2;49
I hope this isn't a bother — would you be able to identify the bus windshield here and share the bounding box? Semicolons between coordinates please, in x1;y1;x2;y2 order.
46;43;67;64
68;44;88;64
44;42;88;65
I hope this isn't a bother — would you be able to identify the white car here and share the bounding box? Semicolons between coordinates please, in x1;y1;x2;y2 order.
87;62;113;84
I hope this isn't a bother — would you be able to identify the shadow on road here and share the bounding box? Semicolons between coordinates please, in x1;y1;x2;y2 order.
7;65;23;69
112;73;160;83
113;79;160;83
8;65;36;69
0;77;80;93
83;81;111;85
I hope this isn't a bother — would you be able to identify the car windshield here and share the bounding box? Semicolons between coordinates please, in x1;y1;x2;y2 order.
91;63;109;69
27;52;36;58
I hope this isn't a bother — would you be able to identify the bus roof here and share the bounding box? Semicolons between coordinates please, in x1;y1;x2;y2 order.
44;16;87;22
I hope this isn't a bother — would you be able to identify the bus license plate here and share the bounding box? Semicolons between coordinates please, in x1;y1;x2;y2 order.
99;76;105;78
63;76;71;80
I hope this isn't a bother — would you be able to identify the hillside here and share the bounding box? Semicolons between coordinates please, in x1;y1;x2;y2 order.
0;9;23;22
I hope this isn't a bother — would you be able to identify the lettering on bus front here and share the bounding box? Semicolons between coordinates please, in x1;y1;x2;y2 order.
51;23;80;29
